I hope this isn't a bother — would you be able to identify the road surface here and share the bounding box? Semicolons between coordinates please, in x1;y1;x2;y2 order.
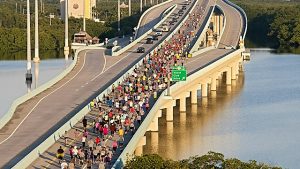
0;0;191;168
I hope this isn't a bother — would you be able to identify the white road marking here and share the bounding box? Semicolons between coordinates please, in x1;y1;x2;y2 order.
90;51;107;82
0;51;89;145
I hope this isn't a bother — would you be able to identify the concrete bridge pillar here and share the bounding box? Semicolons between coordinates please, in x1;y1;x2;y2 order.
210;74;218;91
179;92;189;112
165;100;176;121
147;110;162;132
231;63;239;80
216;15;220;36
201;83;208;97
190;84;201;104
226;68;232;85
219;15;224;35
135;136;146;156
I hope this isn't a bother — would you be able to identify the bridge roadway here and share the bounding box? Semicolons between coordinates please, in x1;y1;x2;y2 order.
136;0;175;38
0;0;193;168
28;0;244;168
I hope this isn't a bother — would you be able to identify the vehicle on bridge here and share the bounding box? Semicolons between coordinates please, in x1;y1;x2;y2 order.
137;47;145;53
146;36;154;44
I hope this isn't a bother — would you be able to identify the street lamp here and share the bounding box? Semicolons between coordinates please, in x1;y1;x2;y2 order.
34;0;40;63
64;0;69;60
118;0;120;32
26;0;32;92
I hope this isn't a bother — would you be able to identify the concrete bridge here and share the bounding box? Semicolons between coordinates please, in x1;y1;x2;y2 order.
0;0;248;168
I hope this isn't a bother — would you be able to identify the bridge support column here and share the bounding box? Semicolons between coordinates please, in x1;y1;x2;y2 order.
231;64;239;80
216;15;220;36
147;110;162;132
191;90;197;104
220;15;224;35
191;84;201;104
210;74;218;91
135;136;146;156
179;96;186;112
226;68;232;85
201;83;208;97
166;100;176;121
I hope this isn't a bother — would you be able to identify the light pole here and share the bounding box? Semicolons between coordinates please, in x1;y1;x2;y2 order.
34;0;40;63
129;0;131;16
118;0;120;32
140;0;143;13
26;0;32;92
83;0;86;32
64;0;69;60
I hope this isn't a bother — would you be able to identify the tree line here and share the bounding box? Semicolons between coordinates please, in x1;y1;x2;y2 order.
232;0;300;51
0;0;150;54
125;152;282;169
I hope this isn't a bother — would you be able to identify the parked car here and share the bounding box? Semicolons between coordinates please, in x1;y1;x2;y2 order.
137;47;145;53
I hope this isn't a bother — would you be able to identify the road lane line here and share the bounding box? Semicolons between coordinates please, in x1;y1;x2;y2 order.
0;51;88;145
90;51;107;82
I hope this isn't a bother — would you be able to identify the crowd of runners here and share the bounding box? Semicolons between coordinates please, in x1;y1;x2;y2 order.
55;1;208;169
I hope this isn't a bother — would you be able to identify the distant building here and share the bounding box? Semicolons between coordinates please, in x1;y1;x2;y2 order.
60;0;96;20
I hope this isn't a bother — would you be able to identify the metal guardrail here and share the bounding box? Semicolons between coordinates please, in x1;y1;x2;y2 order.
4;0;198;168
223;0;248;39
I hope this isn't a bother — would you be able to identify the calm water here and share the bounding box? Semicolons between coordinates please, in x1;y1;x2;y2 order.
143;50;300;169
0;51;72;118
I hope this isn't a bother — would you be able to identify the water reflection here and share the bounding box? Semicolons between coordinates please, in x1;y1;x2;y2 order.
144;72;245;160
144;51;300;168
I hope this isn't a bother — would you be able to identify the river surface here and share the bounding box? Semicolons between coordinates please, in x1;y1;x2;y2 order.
143;50;300;169
0;51;72;118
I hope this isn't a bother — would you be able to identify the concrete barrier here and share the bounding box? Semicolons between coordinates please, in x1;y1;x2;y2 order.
190;5;215;53
134;0;173;40
0;46;103;130
112;4;177;56
223;0;247;39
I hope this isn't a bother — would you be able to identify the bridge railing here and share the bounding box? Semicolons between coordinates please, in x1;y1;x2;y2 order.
5;0;199;168
223;0;247;39
189;5;215;53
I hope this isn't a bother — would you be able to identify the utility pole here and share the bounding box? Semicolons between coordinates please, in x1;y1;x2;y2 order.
118;0;120;31
83;0;86;32
64;0;69;60
34;0;40;63
140;0;142;13
26;0;32;91
128;0;131;16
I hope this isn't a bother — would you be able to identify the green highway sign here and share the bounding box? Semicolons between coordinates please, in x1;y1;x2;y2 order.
171;66;187;81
